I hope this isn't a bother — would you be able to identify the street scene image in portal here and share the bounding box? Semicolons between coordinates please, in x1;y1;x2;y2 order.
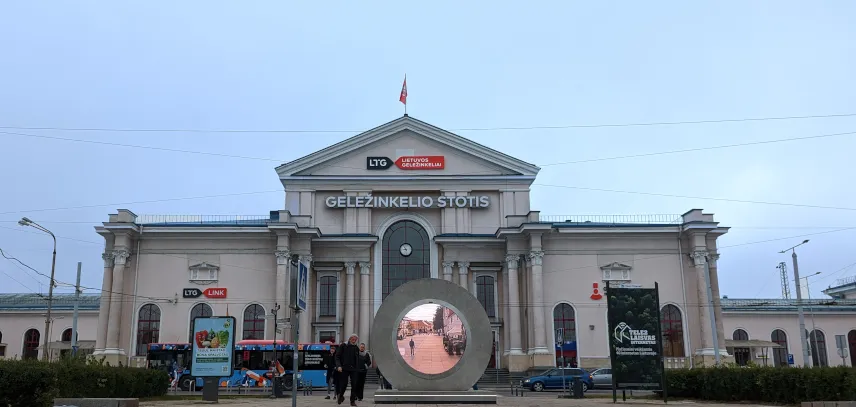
396;303;467;374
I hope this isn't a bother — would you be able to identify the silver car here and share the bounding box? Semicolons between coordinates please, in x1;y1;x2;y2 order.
590;368;612;389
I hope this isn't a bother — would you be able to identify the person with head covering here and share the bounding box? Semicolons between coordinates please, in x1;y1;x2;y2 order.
355;343;372;401
334;333;361;406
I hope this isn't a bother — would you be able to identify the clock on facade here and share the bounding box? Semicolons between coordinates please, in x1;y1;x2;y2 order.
399;243;413;257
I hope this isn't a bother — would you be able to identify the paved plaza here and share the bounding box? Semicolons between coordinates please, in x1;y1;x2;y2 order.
140;390;776;407
397;332;462;374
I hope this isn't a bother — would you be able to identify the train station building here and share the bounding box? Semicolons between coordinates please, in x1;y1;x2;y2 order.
3;115;855;372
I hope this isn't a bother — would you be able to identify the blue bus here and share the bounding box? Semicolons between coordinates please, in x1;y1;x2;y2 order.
146;340;334;390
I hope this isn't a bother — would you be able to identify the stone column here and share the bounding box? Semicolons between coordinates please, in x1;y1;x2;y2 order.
105;249;130;356
528;250;548;354
275;249;291;340
457;261;470;290
501;262;510;357
442;261;454;282
691;250;714;353
298;254;313;342
708;253;728;355
505;254;523;355
344;262;356;338
94;252;114;355
359;262;371;346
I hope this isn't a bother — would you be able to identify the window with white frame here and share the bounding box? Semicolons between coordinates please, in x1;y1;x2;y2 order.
189;262;219;283
315;270;341;319
600;262;632;281
472;271;498;319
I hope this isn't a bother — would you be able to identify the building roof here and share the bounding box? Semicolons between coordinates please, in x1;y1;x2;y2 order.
0;293;101;311
721;298;856;313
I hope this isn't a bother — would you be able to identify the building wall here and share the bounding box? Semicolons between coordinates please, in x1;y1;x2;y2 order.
723;311;856;367
0;310;98;360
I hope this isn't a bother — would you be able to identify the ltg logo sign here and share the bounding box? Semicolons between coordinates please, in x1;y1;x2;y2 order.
183;288;228;299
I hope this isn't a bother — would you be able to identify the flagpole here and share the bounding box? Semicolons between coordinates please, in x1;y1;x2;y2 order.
404;74;407;116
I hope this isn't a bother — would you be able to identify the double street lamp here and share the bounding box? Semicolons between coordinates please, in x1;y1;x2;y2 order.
19;217;57;361
779;239;810;367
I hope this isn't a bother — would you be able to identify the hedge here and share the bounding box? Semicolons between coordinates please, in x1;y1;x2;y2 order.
0;357;169;407
666;366;856;404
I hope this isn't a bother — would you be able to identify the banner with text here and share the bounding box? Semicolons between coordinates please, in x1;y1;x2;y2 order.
606;283;664;390
191;316;237;377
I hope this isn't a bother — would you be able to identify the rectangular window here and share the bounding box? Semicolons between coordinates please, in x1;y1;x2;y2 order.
475;275;496;318
319;276;337;317
319;330;336;344
0;345;5;357
602;269;630;281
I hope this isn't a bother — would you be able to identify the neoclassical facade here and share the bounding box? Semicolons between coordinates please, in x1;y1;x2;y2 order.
89;115;734;372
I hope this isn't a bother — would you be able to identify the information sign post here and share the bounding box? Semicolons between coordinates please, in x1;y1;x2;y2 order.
290;257;309;407
556;328;566;394
190;316;237;402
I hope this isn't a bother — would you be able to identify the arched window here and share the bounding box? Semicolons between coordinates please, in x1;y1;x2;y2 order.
188;303;213;342
319;276;337;317
242;304;266;340
660;304;684;357
848;330;856;367
732;329;751;366
136;304;161;356
475;275;496;318
381;220;430;300
771;329;789;367
23;328;40;359
810;330;828;367
61;328;73;342
553;303;577;367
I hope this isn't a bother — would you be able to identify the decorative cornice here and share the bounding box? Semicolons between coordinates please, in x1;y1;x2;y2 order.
189;262;219;271
690;250;709;268
528;250;544;266
111;249;130;266
457;261;470;274
504;254;519;270
344;262;357;275
359;262;371;275
101;252;114;268
275;250;291;266
600;262;632;271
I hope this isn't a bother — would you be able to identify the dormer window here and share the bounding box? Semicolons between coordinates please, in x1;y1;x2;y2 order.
600;262;632;281
189;262;219;284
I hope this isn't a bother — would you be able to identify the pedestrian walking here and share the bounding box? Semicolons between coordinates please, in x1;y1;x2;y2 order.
334;333;361;406
323;346;336;399
409;338;415;356
355;343;372;401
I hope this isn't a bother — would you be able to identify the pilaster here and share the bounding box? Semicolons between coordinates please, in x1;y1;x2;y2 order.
527;250;549;356
344;262;357;338
104;249;130;362
94;252;114;355
457;261;470;289
358;262;371;345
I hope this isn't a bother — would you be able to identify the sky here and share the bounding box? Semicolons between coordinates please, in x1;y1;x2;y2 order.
1;2;855;301
406;304;441;322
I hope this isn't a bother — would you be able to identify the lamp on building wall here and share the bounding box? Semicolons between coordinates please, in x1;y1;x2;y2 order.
19;217;57;362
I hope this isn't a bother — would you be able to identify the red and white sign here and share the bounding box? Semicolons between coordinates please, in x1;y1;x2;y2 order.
204;288;227;299
395;155;445;170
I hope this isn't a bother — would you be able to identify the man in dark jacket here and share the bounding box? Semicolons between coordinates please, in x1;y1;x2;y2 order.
355;343;371;401
323;346;336;399
334;333;361;406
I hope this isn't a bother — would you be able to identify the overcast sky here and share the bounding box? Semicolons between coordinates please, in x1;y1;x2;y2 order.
1;2;854;301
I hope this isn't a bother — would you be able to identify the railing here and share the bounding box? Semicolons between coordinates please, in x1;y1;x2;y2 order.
539;214;683;225
833;275;856;287
137;215;271;225
721;298;856;308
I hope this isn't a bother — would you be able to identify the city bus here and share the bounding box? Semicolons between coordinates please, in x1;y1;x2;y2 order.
146;340;333;390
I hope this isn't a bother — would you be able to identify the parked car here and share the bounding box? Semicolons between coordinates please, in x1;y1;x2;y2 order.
590;368;612;389
521;368;593;392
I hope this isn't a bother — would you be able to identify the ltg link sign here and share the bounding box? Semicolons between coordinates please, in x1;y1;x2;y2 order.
366;155;445;170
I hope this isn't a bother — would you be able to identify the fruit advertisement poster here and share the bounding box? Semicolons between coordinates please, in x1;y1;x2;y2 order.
191;316;236;377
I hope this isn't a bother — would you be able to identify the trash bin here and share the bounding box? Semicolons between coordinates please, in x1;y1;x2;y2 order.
572;377;584;399
273;377;284;398
283;374;294;392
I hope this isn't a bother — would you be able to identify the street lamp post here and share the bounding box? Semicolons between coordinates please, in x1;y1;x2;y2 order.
779;239;810;367
19;217;57;362
800;271;822;366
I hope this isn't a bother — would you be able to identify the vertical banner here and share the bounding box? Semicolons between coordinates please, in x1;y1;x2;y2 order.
191;316;237;377
606;282;665;392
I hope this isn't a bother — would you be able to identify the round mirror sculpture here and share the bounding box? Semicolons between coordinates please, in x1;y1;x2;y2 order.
370;278;492;391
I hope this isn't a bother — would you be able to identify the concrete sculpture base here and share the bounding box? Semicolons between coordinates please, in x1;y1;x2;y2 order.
374;390;498;404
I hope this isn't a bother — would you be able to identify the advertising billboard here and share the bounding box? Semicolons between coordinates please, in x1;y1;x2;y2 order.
606;282;665;392
191;316;237;377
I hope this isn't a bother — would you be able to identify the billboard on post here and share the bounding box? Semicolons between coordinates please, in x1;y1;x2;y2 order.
191;316;237;377
606;282;665;392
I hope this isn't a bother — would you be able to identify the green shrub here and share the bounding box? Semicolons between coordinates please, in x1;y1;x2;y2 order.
0;358;169;407
666;366;856;404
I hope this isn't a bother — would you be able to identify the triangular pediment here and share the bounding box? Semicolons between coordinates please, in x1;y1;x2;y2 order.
600;262;632;270
275;116;540;178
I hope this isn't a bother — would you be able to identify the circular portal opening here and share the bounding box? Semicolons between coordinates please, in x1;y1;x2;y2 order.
392;299;470;376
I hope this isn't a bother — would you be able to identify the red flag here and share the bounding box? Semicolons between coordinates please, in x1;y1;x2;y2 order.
399;76;407;105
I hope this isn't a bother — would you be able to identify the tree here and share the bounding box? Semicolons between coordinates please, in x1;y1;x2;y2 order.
433;306;444;331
